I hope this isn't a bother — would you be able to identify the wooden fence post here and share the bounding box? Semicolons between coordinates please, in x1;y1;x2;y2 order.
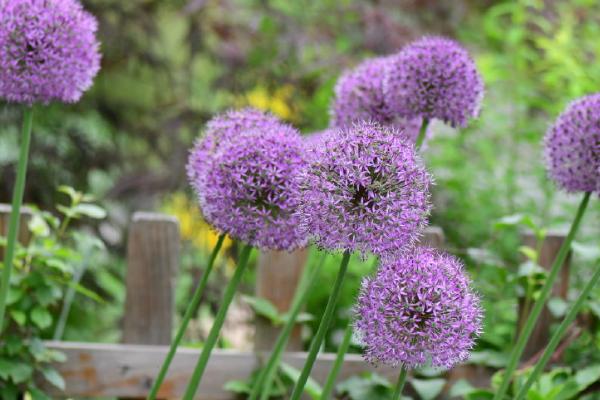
123;212;180;345
254;227;446;353
519;231;570;360
0;204;33;259
255;248;309;351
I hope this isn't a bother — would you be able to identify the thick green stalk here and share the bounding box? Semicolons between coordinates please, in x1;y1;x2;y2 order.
515;260;600;400
148;233;226;399
252;253;327;400
289;251;351;400
320;322;353;400
182;244;253;400
493;192;591;400
391;368;408;400
415;118;429;150
0;107;34;334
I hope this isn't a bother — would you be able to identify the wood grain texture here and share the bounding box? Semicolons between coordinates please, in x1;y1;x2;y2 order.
254;248;309;351
123;212;180;345
519;231;570;360
42;341;398;399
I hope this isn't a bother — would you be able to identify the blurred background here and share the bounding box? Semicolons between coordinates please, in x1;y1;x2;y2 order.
1;0;600;397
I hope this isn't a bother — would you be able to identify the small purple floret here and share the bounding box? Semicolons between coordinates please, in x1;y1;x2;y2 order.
355;247;483;369
187;108;282;195
194;121;307;251
385;36;484;128
297;121;431;257
544;94;600;194
0;0;101;104
331;56;425;143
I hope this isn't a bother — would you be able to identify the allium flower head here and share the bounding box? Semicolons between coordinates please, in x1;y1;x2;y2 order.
355;247;483;369
544;94;600;194
332;56;426;143
0;0;101;104
385;36;484;128
198;124;307;251
187;108;281;193
297;121;431;257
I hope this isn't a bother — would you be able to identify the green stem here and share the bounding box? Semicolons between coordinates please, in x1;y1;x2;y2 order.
289;251;351;400
148;233;226;400
391;368;408;400
415;118;429;150
182;243;253;400
253;253;327;400
320;322;353;400
0;107;34;334
493;191;591;400
515;260;600;400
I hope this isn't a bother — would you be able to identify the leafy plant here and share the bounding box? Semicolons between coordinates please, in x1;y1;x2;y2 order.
0;186;105;399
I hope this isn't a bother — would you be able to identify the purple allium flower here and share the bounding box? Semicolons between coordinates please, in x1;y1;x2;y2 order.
385;36;484;128
197;124;307;251
544;94;600;194
297;121;431;257
0;0;101;104
331;56;426;143
355;247;483;369
187;108;282;194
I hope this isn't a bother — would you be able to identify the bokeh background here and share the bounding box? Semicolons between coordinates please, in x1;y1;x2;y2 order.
1;0;600;397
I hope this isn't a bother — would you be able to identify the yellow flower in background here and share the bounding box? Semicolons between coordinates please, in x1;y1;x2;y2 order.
161;193;233;264
240;84;296;121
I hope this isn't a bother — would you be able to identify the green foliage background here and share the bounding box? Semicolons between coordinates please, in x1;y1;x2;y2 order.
1;0;600;398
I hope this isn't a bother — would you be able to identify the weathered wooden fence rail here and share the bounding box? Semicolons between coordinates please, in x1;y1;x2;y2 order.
0;206;570;399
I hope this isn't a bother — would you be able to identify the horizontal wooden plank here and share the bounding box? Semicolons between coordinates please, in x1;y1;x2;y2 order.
43;341;397;399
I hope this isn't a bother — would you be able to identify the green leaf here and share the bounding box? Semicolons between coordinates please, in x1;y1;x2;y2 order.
73;203;107;219
574;364;600;391
464;389;495;400
58;185;80;202
0;385;18;400
41;367;66;390
279;362;323;399
6;286;23;305
411;378;446;400
449;379;476;397
223;379;251;394
28;387;52;400
9;362;33;384
469;350;509;368
28;213;50;237
64;280;105;304
30;306;52;329
4;335;22;356
282;311;314;324
494;213;536;230
243;295;282;324
518;246;538;262
571;241;600;262
10;310;26;326
45;258;72;273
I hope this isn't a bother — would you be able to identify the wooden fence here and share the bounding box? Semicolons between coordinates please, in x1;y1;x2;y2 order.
0;207;570;399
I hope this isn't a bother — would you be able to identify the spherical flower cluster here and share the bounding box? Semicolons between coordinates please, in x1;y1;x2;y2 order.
385;36;484;128
187;108;281;194
331;56;425;143
0;0;101;104
297;121;431;257
198;124;307;251
544;94;600;194
355;247;483;369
